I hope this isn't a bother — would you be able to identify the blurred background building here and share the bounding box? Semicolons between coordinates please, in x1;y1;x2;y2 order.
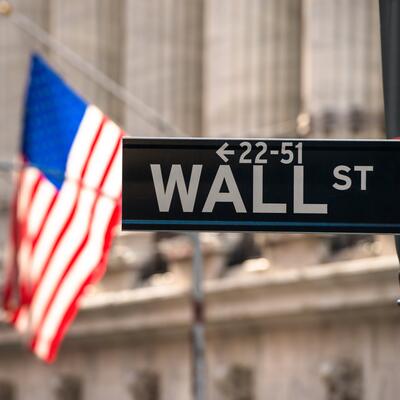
0;0;399;399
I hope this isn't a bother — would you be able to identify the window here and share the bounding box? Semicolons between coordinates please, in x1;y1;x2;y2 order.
54;375;82;400
320;359;362;400
217;365;254;400
128;370;160;400
0;381;15;400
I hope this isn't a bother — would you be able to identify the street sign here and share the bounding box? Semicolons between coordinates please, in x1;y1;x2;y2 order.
122;138;400;234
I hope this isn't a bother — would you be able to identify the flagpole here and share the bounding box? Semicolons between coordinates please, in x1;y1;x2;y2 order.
379;0;400;299
0;1;184;137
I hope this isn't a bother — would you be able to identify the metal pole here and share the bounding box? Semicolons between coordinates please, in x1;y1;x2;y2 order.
189;232;206;400
379;0;400;299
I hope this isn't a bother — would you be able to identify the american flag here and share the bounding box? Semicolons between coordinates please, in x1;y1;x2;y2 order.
2;54;122;362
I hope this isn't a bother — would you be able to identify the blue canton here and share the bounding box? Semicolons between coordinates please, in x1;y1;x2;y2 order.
22;54;87;189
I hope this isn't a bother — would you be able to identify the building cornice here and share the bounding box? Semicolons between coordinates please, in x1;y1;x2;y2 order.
0;256;398;348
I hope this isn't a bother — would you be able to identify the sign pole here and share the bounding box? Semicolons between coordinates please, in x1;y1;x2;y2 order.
379;0;400;284
190;232;206;400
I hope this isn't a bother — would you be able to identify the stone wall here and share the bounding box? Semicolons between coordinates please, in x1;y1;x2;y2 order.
124;0;203;137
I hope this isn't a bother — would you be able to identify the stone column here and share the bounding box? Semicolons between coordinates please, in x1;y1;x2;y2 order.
0;380;15;400
0;0;50;265
128;370;160;400
124;0;203;137
204;0;302;138
0;0;49;197
303;0;384;138
53;375;82;400
215;365;254;400
320;359;362;400
49;0;125;125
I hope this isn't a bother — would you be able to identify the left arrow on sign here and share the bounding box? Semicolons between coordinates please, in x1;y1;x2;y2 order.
216;142;235;163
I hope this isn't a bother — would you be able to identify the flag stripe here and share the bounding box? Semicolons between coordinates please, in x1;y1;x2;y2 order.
29;188;58;269
30;188;96;329
66;106;104;180
26;179;58;238
29;115;106;284
78;117;107;181
31;128;122;338
82;120;120;189
29;121;120;331
17;168;41;222
30;181;79;282
33;197;119;360
47;201;120;362
18;178;57;290
34;197;115;356
17;172;42;304
102;141;123;199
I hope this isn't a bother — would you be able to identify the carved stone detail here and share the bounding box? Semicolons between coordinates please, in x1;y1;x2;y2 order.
54;375;82;400
320;359;362;400
0;381;15;400
129;370;159;400
216;365;254;400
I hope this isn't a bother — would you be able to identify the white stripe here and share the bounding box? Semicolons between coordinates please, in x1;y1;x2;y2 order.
30;181;78;282
34;196;115;359
102;141;122;199
18;180;57;283
17;167;41;221
17;241;31;285
26;179;57;236
82;120;121;189
30;187;96;331
66;105;103;181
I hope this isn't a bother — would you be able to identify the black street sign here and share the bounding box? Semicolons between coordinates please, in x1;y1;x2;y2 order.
122;138;400;234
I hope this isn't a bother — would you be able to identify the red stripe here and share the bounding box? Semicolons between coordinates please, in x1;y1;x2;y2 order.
19;175;49;304
31;130;122;350
17;172;42;258
10;308;21;325
30;191;58;254
29;117;107;297
80;117;108;179
21;190;58;304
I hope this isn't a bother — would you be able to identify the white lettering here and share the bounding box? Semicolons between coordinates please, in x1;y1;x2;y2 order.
333;165;352;191
203;165;246;213
293;165;328;214
150;164;202;212
253;166;286;213
354;165;374;190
